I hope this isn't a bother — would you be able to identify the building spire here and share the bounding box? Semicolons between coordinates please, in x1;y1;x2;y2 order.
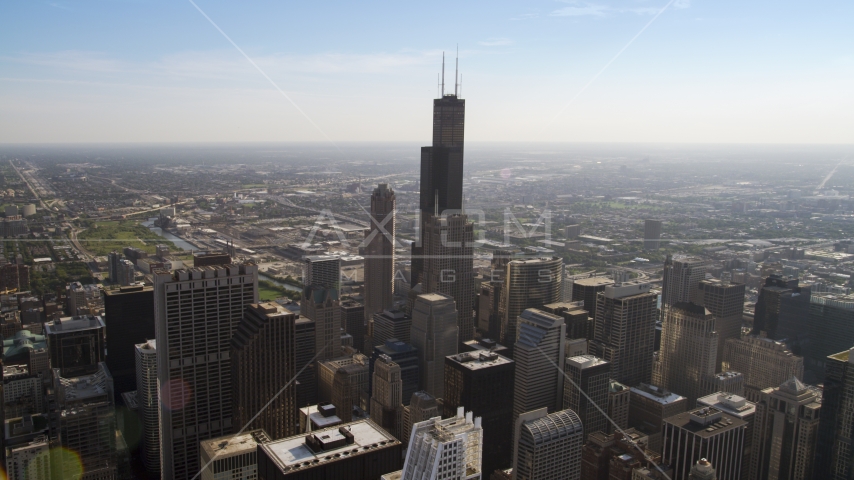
455;45;459;97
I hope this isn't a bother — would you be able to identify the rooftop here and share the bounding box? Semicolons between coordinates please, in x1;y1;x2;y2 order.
261;420;398;473
201;430;271;459
664;407;746;438
696;392;756;419
631;384;685;405
566;354;609;370
44;315;105;334
447;351;513;371
573;277;615;287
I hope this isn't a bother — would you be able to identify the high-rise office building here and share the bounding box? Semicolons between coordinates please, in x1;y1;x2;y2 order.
135;339;159;476
563;354;610;441
513;308;566;419
722;335;803;390
815;347;854;480
153;263;258;480
698;279;746;370
317;353;369;422
410;79;476;343
806;292;854;376
410;293;458;399
479;250;513;339
372;309;412;348
608;379;631;434
303;255;341;291
749;377;820;480
232;303;298;440
590;281;658;388
662;406;746;480
629;383;687;453
294;316;316;408
364;184;396;318
199;430;270;480
340;299;366;354
116;259;135;286
444;350;515;475
661;256;706;310
751;275;810;341
108;251;121;284
302;285;342;362
419;213;475;342
512;408;584;480
496;256;563;349
370;339;420;406
400;407;483;480
696;392;756;480
580;428;656;480
655;302;718;406
571;276;614;317
541;301;592;341
401;391;439;447
52;363;119;479
701;371;744;397
370;354;404;440
44;315;106;378
102;284;154;394
644;220;662;251
257;419;402;479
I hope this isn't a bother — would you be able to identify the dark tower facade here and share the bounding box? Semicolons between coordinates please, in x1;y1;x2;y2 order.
102;285;155;395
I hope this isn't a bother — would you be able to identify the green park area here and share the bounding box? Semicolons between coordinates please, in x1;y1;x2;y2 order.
78;221;180;256
259;279;300;302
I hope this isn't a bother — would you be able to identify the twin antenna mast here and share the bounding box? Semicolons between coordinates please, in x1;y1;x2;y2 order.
437;46;461;98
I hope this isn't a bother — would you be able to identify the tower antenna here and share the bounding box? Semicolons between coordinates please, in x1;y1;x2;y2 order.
441;52;445;97
455;45;459;96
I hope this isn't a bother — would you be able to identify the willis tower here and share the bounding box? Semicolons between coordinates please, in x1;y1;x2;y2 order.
411;54;475;342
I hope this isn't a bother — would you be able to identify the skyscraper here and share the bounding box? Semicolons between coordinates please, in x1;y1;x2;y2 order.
231;303;298;440
52;363;119;479
749;377;820;480
411;70;476;343
513;308;566;419
400;407;483;480
102;284;154;394
751;275;810;340
370;354;404;440
815;347;854;480
696;392;756;480
401;391;439;447
303;255;341;291
302;285;342;362
135;339;159;476
563;354;610;441
153;263;258;480
294;316;317;408
44;315;106;378
512;408;584;480
655;302;718;406
806;292;854;376
372;308;412;348
644;220;662;251
628;383;687;453
571;276;614;317
410;293;458;399
444;350;515;475
661;256;706;310
364;183;396;318
370;339;420;407
722;335;803;391
607;380;631;434
497;256;563;349
689;459;718;480
590;281;658;388
340;299;366;354
698;278;746;371
662;406;746;480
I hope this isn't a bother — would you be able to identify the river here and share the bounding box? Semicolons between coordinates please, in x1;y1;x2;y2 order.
141;218;199;252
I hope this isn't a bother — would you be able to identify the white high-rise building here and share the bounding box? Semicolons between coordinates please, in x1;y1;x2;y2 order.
154;263;258;480
512;308;566;420
135;339;159;476
400;407;483;480
511;408;584;480
410;293;458;399
661;256;706;310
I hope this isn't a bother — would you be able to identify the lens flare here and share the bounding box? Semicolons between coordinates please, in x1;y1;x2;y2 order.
161;378;193;411
51;448;83;479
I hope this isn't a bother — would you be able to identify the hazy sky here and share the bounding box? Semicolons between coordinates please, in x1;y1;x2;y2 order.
2;1;852;144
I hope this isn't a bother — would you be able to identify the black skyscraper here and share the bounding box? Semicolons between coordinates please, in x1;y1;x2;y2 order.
103;285;155;395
